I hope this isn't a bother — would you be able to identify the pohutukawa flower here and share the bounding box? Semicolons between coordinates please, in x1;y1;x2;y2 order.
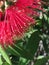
15;0;41;16
0;0;41;46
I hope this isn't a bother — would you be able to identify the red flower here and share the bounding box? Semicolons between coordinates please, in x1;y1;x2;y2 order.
0;0;41;46
16;0;40;8
0;11;3;20
15;0;41;16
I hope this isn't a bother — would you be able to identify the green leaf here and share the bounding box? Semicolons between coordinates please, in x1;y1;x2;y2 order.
26;31;41;58
18;57;30;65
48;17;49;24
8;45;33;60
3;62;10;65
43;38;49;53
0;45;12;65
0;54;3;65
37;56;44;60
43;14;47;21
34;56;49;65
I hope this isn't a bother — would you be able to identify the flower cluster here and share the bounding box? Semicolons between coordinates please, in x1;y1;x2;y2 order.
0;0;41;46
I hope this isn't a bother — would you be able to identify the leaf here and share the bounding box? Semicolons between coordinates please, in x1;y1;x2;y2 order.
0;45;12;65
43;14;47;21
43;38;49;53
8;45;33;60
34;56;49;65
0;54;3;65
26;31;41;58
3;62;10;65
18;57;30;65
48;17;49;24
37;56;44;60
